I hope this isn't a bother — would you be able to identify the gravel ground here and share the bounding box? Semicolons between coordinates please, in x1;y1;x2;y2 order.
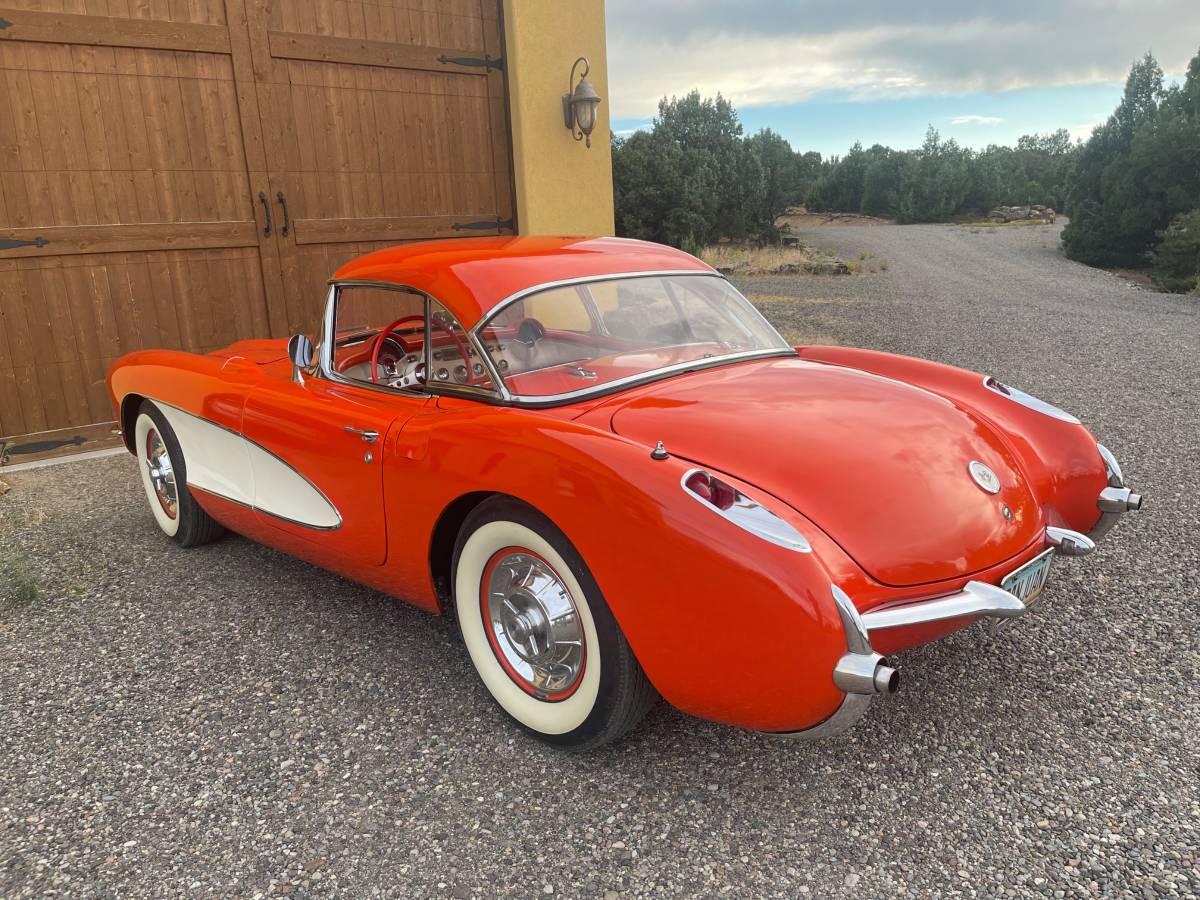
2;222;1197;898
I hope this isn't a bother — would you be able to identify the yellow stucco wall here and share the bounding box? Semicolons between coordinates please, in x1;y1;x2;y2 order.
503;0;616;236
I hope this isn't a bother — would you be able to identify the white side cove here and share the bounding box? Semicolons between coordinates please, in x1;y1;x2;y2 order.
154;402;341;530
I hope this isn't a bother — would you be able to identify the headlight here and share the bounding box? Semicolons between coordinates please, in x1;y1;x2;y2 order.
983;376;1080;424
681;469;811;552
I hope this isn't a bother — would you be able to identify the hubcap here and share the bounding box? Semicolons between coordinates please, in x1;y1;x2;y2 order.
481;549;585;700
144;428;178;520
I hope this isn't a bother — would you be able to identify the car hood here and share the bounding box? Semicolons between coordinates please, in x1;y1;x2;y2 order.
608;357;1042;586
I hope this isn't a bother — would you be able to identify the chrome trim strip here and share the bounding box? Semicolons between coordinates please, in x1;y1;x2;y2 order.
1097;443;1124;487
498;349;797;408
679;468;812;552
981;375;1081;424
190;483;342;532
860;580;1026;632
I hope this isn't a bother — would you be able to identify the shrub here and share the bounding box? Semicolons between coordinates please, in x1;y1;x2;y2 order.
1149;209;1200;293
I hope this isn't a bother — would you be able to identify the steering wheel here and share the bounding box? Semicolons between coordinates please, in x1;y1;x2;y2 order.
369;314;480;386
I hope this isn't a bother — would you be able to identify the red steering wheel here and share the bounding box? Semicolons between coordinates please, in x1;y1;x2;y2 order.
369;314;481;385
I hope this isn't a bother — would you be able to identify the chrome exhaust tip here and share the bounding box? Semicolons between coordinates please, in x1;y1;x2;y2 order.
874;664;899;695
1098;486;1142;513
834;653;900;695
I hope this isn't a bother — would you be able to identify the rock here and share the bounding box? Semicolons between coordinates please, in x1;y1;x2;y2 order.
987;205;1056;223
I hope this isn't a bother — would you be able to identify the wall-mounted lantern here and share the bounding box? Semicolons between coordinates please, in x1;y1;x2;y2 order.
563;57;602;148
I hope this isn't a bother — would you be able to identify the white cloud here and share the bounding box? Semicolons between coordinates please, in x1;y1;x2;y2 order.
605;2;1199;118
1066;121;1103;141
950;115;1003;125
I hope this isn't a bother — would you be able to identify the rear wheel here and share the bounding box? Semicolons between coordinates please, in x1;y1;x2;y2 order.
134;401;224;548
452;497;657;749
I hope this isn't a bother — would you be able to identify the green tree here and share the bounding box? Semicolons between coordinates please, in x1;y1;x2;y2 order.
897;127;971;223
1063;49;1200;269
1149;209;1200;293
747;128;805;229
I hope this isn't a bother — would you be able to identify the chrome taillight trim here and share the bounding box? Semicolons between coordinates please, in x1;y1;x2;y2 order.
679;468;811;552
1045;526;1096;556
982;375;1081;424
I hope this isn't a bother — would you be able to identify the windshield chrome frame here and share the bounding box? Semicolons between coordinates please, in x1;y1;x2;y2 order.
469;270;796;406
319;280;512;402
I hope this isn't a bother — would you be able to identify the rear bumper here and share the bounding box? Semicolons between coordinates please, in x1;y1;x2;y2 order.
769;442;1140;741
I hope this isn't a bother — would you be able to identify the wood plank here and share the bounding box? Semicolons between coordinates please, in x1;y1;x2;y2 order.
0;221;258;256
0;419;122;466
293;214;512;245
266;30;497;76
0;10;231;55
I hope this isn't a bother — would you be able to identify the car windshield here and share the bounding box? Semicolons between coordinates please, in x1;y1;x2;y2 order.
475;274;792;400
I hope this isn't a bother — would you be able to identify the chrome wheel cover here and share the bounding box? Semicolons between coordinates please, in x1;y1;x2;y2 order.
482;549;586;699
144;428;178;520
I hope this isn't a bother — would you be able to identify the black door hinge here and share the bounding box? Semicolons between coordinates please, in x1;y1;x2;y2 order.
0;237;48;251
437;54;504;72
451;217;514;232
0;435;86;465
0;18;12;30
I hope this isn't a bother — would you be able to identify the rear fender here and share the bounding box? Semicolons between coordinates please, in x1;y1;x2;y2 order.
395;405;850;733
797;347;1108;532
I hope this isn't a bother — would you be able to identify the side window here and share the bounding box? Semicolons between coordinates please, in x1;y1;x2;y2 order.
427;299;496;391
331;285;425;386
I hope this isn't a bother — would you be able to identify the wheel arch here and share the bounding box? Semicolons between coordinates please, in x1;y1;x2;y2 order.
119;392;147;454
429;490;507;613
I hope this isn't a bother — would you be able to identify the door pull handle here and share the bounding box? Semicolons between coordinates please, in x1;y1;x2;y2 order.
276;191;291;237
258;191;273;237
343;426;379;444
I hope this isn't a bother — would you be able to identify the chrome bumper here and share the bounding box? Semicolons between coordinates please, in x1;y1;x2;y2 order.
770;443;1141;741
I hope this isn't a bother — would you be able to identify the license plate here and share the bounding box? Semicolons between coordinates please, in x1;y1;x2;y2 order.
1001;548;1054;606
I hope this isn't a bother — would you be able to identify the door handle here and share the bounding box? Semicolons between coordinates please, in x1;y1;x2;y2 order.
258;191;273;237
343;426;379;444
276;191;291;237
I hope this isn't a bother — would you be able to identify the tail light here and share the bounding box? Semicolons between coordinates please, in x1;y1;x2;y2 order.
680;468;811;552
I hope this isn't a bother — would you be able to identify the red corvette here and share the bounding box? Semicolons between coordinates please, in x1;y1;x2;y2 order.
107;237;1142;748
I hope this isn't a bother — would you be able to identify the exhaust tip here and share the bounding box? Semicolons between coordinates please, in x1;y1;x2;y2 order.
874;664;899;695
1127;492;1143;511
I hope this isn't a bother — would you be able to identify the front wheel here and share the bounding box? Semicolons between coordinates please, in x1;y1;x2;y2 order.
452;497;657;750
134;400;224;548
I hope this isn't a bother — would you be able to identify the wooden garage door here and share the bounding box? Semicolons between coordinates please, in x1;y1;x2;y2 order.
0;0;513;464
246;0;514;335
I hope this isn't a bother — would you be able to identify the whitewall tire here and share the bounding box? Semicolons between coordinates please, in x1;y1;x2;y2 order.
452;497;657;749
133;401;224;548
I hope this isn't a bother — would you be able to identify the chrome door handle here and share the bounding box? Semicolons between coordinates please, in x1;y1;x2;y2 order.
343;426;379;444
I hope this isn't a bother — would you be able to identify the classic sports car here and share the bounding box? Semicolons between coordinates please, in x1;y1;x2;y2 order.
108;236;1142;749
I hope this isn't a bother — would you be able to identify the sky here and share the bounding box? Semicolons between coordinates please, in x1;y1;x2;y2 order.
604;1;1200;157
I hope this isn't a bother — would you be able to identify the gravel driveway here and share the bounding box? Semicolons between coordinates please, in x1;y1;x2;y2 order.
2;223;1197;897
